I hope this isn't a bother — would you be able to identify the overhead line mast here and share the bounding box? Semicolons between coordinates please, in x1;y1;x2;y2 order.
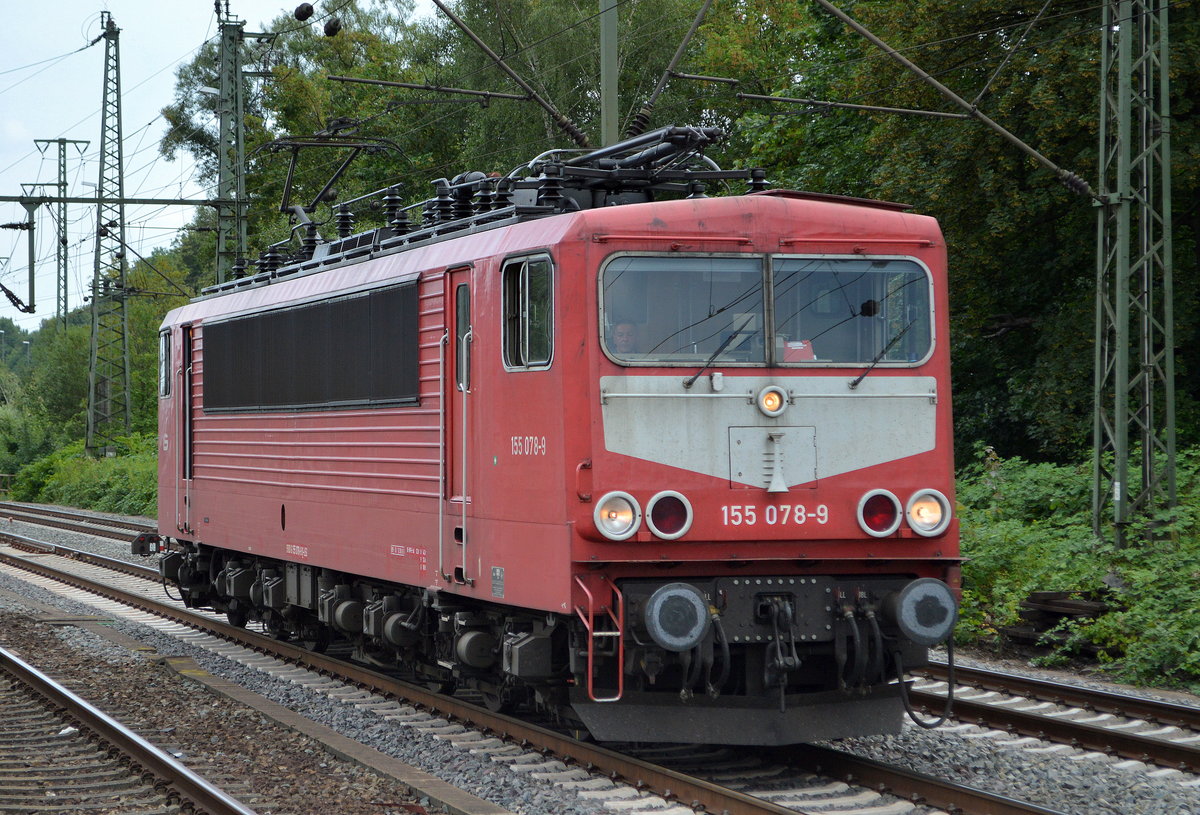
1093;0;1175;546
34;138;89;328
215;5;249;284
214;1;274;283
86;11;131;457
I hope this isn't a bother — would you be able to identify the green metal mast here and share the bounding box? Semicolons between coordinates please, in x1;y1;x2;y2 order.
215;3;248;284
34;138;89;329
86;12;131;456
599;0;618;146
1093;0;1175;545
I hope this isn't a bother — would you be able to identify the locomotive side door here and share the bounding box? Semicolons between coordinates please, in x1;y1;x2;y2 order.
443;266;473;583
177;324;195;535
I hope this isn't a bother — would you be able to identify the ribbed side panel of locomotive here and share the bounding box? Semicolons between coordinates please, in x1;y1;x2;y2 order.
154;263;449;645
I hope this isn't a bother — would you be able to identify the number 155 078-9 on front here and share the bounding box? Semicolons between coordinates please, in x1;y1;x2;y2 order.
721;504;829;526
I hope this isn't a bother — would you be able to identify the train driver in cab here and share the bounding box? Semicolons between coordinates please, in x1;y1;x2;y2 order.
609;320;642;356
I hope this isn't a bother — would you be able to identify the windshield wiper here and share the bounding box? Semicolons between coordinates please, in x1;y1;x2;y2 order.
848;318;915;389
683;313;756;389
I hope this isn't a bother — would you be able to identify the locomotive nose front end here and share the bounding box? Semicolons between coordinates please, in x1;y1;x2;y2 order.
567;196;959;744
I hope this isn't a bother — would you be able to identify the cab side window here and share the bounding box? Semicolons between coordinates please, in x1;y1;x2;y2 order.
502;255;553;369
456;283;471;391
158;330;171;397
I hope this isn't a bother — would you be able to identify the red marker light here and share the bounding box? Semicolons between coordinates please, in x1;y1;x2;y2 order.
646;491;694;540
858;490;902;537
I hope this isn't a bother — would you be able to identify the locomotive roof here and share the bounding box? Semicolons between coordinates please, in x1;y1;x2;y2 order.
161;189;940;330
164;128;940;328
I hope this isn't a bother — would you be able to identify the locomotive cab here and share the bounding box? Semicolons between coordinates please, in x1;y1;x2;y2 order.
561;192;960;743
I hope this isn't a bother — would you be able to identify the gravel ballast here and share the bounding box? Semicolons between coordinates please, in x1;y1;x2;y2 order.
4;511;1200;814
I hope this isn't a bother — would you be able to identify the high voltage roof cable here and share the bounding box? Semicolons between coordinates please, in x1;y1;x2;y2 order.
429;0;592;149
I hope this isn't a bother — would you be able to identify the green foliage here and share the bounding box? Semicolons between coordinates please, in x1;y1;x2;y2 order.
10;434;158;517
957;445;1200;690
24;324;90;439
0;400;53;477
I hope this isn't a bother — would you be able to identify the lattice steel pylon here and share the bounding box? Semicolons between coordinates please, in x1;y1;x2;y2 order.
1093;0;1175;545
86;12;131;456
34;138;89;329
215;5;248;283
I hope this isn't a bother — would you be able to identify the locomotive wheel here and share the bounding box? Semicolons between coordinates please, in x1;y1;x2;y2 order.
424;677;456;695
481;691;512;713
263;610;290;641
300;623;331;653
225;607;248;628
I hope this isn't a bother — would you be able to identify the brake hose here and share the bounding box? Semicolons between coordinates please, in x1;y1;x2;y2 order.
845;611;866;686
865;608;884;683
708;615;730;696
888;617;955;729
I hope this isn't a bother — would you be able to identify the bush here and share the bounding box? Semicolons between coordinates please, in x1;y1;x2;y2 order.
0;376;55;478
957;444;1200;691
10;433;157;517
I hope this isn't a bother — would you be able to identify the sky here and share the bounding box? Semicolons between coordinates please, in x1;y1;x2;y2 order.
0;1;428;334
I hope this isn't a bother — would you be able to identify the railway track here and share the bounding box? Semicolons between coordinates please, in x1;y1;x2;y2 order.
0;523;1082;815
1;509;1198;812
0;641;256;815
912;663;1200;774
0;499;154;540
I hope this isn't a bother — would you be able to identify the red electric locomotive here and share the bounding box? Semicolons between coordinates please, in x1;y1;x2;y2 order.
145;127;959;744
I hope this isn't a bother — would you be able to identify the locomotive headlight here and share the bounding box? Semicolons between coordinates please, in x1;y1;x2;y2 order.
857;489;902;537
594;491;641;541
906;489;951;536
757;385;788;417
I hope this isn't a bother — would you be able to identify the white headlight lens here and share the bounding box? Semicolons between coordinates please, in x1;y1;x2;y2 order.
757;385;788;417
906;489;951;536
594;491;641;540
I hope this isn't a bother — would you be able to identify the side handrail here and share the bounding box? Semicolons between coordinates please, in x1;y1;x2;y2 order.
573;575;624;702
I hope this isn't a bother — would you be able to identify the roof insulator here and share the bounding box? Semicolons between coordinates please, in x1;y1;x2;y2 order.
335;204;354;238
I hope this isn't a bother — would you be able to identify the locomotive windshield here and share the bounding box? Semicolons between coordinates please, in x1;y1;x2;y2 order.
601;255;931;366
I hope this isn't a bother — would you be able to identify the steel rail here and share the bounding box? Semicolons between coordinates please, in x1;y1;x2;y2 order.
787;745;1069;815
0;500;153;537
925;661;1200;730
0;508;140;539
916;664;1200;772
0;643;259;815
0;544;802;815
0;541;1091;815
0;528;160;580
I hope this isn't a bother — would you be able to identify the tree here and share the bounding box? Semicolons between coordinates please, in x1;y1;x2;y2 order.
692;0;1200;459
148;0;1200;463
